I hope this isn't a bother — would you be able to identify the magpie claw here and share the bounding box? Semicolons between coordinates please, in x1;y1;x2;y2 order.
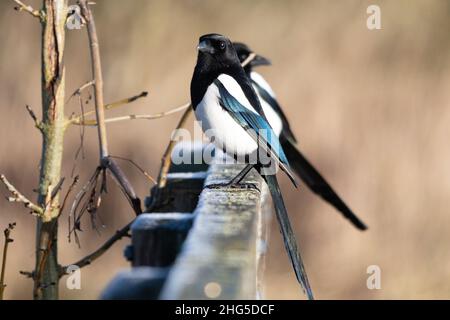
206;182;259;192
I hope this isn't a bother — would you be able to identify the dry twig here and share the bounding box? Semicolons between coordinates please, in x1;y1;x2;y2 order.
1;175;43;216
12;0;44;21
25;105;43;131
59;176;80;217
68;1;142;250
67;80;95;104
0;223;16;300
157;106;192;188
76;102;188;126
61;221;132;275
70;91;149;125
79;0;108;159
110;156;156;184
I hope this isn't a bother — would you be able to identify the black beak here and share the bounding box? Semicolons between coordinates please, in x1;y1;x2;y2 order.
251;54;271;67
197;40;215;54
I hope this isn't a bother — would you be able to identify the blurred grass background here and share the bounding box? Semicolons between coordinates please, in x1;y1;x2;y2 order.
1;0;450;299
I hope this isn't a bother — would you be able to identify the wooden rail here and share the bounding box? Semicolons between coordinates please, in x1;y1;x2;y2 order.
101;143;271;300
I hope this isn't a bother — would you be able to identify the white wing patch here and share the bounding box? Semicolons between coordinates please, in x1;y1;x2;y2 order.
217;74;259;114
250;71;277;98
250;72;282;136
258;93;283;137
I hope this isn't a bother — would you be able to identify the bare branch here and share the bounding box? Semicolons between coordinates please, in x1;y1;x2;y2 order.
72;1;143;228
19;270;33;279
67;80;95;104
25;105;43;131
105;158;142;215
12;0;44;21
70;91;149;125
0;175;43;216
242;52;256;68
103;91;149;111
59;176;80;217
68;160;141;248
0;222;16;300
79;0;108;159
157;107;192;188
76;102;188;126
61;221;132;276
68;167;102;246
110;156;156;184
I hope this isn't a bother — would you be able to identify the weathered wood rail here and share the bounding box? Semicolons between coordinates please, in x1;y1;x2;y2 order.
101;143;271;300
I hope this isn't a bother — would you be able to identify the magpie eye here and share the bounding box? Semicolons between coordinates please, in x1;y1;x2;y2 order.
219;42;226;50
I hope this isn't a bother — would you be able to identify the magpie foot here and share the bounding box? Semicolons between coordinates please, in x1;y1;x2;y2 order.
206;182;259;192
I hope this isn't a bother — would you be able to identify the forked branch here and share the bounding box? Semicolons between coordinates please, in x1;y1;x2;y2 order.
68;1;142;244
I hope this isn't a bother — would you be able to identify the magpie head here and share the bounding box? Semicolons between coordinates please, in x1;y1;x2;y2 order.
196;34;240;70
233;42;271;72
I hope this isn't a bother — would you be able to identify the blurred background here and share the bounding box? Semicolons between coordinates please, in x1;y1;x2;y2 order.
1;0;450;299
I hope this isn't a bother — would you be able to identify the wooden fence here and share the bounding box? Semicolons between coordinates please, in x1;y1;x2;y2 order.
101;143;271;300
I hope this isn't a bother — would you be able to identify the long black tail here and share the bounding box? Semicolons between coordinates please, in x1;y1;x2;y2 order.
281;137;367;230
263;173;314;300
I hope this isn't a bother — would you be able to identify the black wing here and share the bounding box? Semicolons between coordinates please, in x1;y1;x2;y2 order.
214;79;298;186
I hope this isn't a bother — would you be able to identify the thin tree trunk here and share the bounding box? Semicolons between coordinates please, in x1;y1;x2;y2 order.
34;0;67;300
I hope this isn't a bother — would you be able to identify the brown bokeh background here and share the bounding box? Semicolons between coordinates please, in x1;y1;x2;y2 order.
1;0;449;299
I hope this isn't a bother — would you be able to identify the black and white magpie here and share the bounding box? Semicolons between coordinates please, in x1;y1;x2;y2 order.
233;42;368;231
191;34;314;299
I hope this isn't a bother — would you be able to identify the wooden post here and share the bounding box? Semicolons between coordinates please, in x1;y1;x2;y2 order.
146;142;209;212
100;267;168;300
256;185;273;298
131;213;194;267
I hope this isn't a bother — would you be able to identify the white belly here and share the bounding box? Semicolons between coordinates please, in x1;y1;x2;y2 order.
194;78;258;159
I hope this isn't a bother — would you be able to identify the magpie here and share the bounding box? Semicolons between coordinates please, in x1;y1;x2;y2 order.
191;33;314;299
233;42;368;231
